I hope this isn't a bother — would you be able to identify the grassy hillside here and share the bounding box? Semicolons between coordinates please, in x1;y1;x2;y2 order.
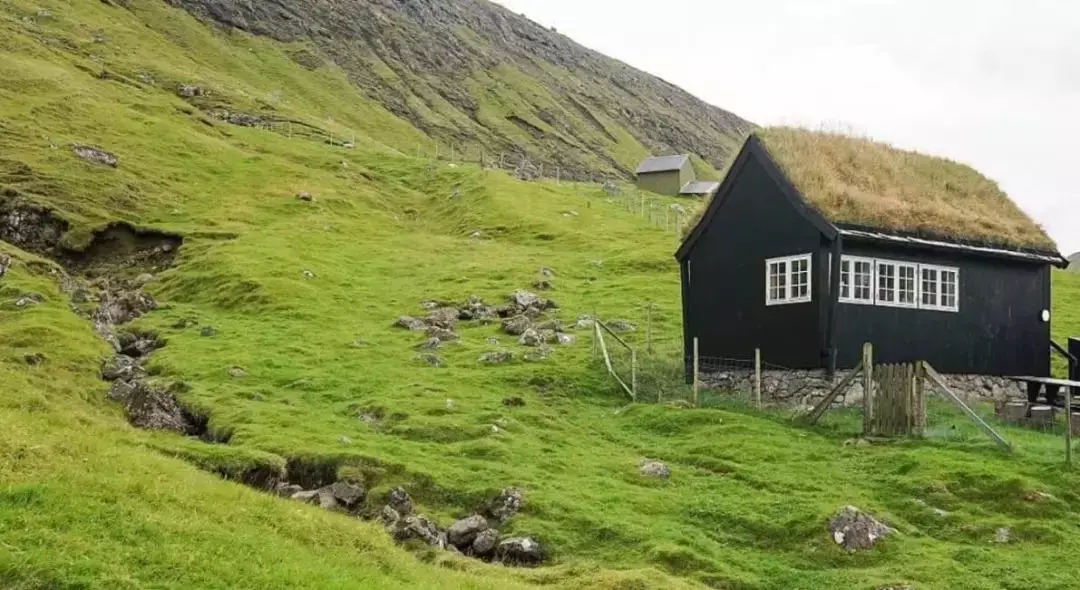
4;1;1080;589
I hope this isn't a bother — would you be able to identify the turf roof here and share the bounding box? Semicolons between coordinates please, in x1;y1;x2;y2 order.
755;127;1056;252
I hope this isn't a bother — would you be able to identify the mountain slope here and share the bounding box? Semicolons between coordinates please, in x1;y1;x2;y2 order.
5;1;1080;590
164;0;753;179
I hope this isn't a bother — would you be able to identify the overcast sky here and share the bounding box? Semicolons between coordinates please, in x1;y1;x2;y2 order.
493;0;1080;254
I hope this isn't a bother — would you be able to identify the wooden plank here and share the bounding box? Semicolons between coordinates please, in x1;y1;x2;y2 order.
914;361;926;436
692;337;700;408
862;343;874;436
804;362;862;425
925;363;1011;451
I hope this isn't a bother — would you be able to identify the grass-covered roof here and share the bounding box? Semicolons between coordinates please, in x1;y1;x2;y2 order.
755;127;1056;252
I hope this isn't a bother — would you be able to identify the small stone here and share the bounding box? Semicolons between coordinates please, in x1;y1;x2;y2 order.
607;320;637;333
317;481;366;511
276;483;303;498
391;515;445;547
228;366;246;378
418;337;441;350
177;84;203;98
15;293;44;308
994;527;1011;544
470;231;483;239
101;354;139;381
249;392;264;401
445;399;454;410
491;424;500;434
200;326;218;337
488;487;524;523
426;307;460;329
416;354;442;368
133;273;155;287
301;269;316;280
518;329;542;347
556;333;576;346
479;350;513;364
380;505;401;527
471;528;500;557
533;279;553;291
386;487;413;516
510;290;541;309
296;191;314;202
71;144;118;167
539;266;554;277
447;514;489;548
395;316;427;331
23;352;46;366
639;460;670;479
538;329;557;344
495;537;546;566
290;490;320;503
339;435;352;445
523;346;552;362
502;315;531;336
828;506;895;552
0;254;11;279
485;337;500;346
502;397;525;407
173;317;198;329
425;326;458;341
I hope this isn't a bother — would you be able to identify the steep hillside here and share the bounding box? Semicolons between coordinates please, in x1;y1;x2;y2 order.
164;0;753;179
5;2;1080;590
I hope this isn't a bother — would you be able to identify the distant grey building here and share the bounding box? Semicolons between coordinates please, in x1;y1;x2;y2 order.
635;155;694;196
679;180;721;199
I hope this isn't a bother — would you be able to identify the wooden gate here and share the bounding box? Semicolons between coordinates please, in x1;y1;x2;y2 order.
870;362;925;436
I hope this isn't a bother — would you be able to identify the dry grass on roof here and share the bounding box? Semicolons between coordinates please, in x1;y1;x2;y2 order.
755;127;1056;251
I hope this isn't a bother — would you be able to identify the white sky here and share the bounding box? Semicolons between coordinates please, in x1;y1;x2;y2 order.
493;0;1080;253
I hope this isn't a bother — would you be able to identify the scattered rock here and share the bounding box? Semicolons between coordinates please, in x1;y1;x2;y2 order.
117;331;161;358
510;290;540;309
390;515;446;548
23;352;46;366
539;266;554;277
228;366;246;378
639;460;670;479
470;231;483;239
132;273;155;287
994;527;1011;544
490;424;500;434
425;326;459;341
291;490;320;503
485;337;500;346
396;316;428;331
419;300;441;311
418;337;441;350
828;506;895;552
488;487;525;523
561;210;579;217
1023;490;1052;502
0;253;10;279
495;537;546;567
71;144;118;167
607;320;637;332
533;279;553;291
448;515;490;548
518;329;542;347
109;379;198;433
295;191;314;202
276;483;303;498
479;350;513;364
380;505;402;527
301;269;316;280
177;84;203;98
15;293;44;308
199;325;218;337
502;315;531;336
426;307;460;329
472;528;500;557
574;314;595;330
502;396;525;407
386;487;413;516
537;329;557;344
416;354;442;368
523;346;552;362
101;354;140;381
94;289;156;325
317;481;366;512
339;435;352;445
556;333;576;346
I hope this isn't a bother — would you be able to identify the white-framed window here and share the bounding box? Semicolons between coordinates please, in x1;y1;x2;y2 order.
839;256;875;304
921;264;959;312
765;254;812;305
837;256;959;312
877;260;918;308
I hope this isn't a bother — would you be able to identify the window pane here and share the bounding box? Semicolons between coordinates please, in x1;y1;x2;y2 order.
853;261;872;301
840;260;850;299
769;261;787;302
941;270;957;308
921;268;938;306
898;266;916;305
790;258;809;299
877;262;895;303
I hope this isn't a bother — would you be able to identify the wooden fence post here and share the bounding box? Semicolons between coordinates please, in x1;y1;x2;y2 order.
914;360;926;437
862;342;874;436
693;337;700;408
631;349;638;403
1067;384;1073;467
645;303;653;355
754;348;762;409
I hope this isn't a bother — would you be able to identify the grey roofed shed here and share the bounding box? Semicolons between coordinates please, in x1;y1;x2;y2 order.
680;180;721;197
636;155;691;174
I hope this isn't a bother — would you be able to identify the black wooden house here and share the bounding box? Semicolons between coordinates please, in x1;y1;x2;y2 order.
676;129;1068;376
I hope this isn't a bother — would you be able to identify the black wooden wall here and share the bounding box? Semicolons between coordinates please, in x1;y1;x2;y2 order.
683;150;824;368
834;240;1051;376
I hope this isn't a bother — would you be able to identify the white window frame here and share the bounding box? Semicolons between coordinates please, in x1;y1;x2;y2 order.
839;256;876;305
765;253;812;306
836;256;959;313
920;263;960;312
876;260;919;309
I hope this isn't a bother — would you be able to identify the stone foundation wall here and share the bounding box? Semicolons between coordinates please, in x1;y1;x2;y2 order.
701;369;1026;410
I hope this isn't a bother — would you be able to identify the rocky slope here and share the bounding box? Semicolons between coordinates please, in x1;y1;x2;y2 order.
164;0;753;179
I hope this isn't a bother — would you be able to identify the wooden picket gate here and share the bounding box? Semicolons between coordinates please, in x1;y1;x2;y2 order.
869;362;925;437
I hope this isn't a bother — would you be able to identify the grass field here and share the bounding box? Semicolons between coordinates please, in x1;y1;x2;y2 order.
3;1;1080;589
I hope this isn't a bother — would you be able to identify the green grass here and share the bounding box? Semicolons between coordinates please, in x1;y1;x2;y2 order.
4;1;1080;589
